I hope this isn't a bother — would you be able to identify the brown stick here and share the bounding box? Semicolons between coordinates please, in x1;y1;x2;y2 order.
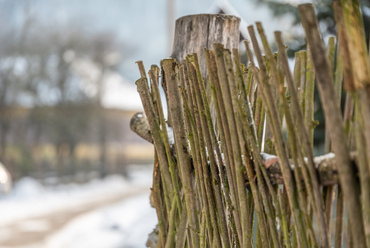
186;58;221;247
298;4;366;248
274;30;329;248
152;158;167;247
162;59;200;248
190;53;231;247
204;49;242;244
135;63;174;209
213;43;254;247
246;26;309;247
334;186;344;248
180;63;213;246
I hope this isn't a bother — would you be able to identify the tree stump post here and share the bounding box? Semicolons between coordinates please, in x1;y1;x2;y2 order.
171;14;240;76
132;14;241;142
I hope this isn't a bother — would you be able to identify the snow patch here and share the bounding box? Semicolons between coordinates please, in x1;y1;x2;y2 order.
0;167;153;227
12;177;45;198
46;194;156;248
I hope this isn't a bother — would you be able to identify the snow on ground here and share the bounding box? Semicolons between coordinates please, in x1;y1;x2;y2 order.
0;165;157;248
0;175;126;227
46;193;156;248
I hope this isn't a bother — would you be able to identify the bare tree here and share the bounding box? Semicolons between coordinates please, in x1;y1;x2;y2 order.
0;13;124;180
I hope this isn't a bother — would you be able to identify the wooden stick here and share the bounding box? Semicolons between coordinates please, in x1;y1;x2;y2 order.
246;26;309;247
353;94;370;248
274;30;329;248
299;51;307;112
135;62;174;211
213;43;253;247
187;58;221;247
176;204;189;248
258;26;314;247
180;63;213;246
298;4;366;248
334;186;344;248
230;48;282;248
204;49;242;244
324;37;336;154
162;59;200;248
149;65;182;211
304;46;316;146
190;53;231;247
152;157;167;247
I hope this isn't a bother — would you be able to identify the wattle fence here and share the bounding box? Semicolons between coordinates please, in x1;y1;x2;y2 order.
131;2;370;248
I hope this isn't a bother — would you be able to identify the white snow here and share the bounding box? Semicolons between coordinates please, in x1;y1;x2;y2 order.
0;175;130;227
167;126;175;145
0;165;157;248
46;194;156;248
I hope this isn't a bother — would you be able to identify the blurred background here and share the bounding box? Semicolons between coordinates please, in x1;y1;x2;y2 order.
0;0;369;247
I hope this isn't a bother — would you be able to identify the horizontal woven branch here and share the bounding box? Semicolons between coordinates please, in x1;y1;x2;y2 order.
130;115;356;187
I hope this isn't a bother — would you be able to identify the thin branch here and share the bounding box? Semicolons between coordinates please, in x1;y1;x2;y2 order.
298;4;366;248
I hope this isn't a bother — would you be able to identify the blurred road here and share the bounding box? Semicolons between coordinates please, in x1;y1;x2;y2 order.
0;187;149;248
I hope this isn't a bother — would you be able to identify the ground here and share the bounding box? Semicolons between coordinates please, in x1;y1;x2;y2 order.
0;165;157;248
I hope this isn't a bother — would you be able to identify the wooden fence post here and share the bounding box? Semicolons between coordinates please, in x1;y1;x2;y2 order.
171;14;240;76
132;14;241;141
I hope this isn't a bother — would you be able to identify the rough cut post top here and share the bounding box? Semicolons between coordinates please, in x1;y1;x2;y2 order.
171;14;241;78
